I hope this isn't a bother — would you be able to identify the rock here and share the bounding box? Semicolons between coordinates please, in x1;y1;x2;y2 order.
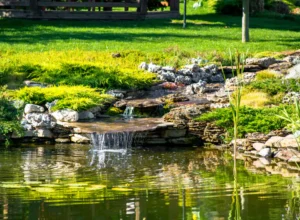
161;93;189;103
246;57;277;68
283;56;300;65
210;103;230;109
265;136;284;148
168;137;198;145
184;81;207;95
204;64;218;74
25;113;56;129
210;73;224;83
253;143;265;151
163;129;187;138
253;159;265;168
51;109;79;122
107;90;126;99
71;134;90;143
282;92;300;104
184;64;200;72
258;148;271;157
162;66;175;72
285;64;300;79
191;71;201;83
160;71;176;82
79;111;95;120
144;138;167;145
73;127;82;133
112;53;121;58
275;149;294;161
177;69;193;76
221;65;262;74
24;80;47;88
55;138;71;143
45;100;58;112
148;63;161;73
279;135;299;148
268;62;292;74
24;104;45;114
175;75;192;85
88;106;103;118
22;123;34;131
37;129;53;138
139;62;148;70
259;157;271;165
288;156;300;163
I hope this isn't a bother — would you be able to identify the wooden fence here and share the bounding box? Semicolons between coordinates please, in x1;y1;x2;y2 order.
0;0;179;19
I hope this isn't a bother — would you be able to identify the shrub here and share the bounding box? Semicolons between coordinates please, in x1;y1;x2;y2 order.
270;1;291;14
255;70;280;81
105;107;123;116
247;78;300;96
14;86;115;111
196;106;292;137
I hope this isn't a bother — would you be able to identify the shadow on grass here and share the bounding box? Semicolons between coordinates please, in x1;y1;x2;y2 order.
0;11;299;46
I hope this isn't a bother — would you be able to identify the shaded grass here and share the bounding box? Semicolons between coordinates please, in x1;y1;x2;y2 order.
0;2;299;55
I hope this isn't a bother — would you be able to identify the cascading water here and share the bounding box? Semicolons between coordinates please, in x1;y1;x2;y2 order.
123;106;134;119
89;131;147;168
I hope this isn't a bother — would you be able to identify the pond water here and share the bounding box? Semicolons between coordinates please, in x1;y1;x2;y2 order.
0;144;299;220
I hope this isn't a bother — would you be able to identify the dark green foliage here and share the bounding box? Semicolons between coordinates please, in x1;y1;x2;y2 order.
247;78;300;96
0;87;22;145
196;106;292;137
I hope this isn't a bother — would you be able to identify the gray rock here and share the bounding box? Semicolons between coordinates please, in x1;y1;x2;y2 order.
25;113;56;129
184;64;200;72
285;64;300;79
283;56;300;65
185;80;207;95
246;57;277;68
45;100;58;112
139;62;148;70
191;71;201;83
160;71;176;82
210;103;230;109
107;90;125;99
24;80;47;88
78;111;95;120
175;75;192;85
210;73;224;83
265;136;284;147
258;148;271;157
163;129;187;138
24;104;44;114
204;64;218;74
162;66;175;72
282;92;300;104
279;135;299;148
148;63;162;73
51;109;79;122
177;69;193;76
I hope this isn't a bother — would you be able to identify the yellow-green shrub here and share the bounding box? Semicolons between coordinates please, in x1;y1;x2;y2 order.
255;70;281;81
14;86;115;111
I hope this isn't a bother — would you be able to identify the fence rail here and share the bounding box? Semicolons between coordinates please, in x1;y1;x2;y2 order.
0;0;180;19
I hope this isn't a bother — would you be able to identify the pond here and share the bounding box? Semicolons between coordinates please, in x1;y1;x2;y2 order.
0;144;299;220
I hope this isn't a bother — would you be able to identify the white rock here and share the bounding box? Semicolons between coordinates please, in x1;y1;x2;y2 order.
259;157;271;165
288;155;300;163
162;66;175;72
253;142;265;151
253;159;265;168
139;62;148;70
55;138;70;143
79;111;95;120
258;148;271;157
285;64;300;79
25;113;56;128
51;109;79;122
71;134;90;143
279;136;299;148
148;63;161;73
24;104;44;114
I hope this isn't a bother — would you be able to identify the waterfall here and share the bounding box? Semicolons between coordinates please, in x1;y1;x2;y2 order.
123;106;134;119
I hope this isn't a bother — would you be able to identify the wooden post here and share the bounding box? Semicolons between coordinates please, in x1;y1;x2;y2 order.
140;0;147;15
29;0;39;17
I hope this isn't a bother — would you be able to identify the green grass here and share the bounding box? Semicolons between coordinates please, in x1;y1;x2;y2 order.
0;2;299;55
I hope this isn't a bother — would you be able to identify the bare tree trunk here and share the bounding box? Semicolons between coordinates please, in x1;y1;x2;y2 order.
242;0;250;42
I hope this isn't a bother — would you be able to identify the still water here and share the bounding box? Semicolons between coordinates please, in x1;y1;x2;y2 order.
0;144;299;220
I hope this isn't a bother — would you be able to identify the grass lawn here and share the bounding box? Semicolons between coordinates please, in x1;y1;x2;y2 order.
0;3;299;55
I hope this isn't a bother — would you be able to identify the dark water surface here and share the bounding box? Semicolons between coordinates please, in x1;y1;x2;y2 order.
0;144;299;220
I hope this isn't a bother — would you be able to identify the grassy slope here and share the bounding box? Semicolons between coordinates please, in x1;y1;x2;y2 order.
0;3;299;55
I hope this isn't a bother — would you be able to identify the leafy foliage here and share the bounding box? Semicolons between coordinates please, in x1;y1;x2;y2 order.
105;107;123;116
0;86;22;145
14;86;115;111
196;106;292;137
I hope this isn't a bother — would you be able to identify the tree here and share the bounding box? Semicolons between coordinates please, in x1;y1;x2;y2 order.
242;0;250;42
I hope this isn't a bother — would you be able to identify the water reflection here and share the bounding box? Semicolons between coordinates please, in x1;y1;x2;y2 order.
0;144;299;219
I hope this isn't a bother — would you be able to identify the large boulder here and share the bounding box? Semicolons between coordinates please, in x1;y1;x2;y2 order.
25;113;56;129
148;63;161;73
159;71;176;82
71;134;90;143
51;109;79;122
175;75;192;85
24;104;44;114
184;80;207;95
285;64;300;79
79;111;95;120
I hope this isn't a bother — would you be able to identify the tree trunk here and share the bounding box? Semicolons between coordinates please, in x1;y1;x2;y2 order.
242;0;250;42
